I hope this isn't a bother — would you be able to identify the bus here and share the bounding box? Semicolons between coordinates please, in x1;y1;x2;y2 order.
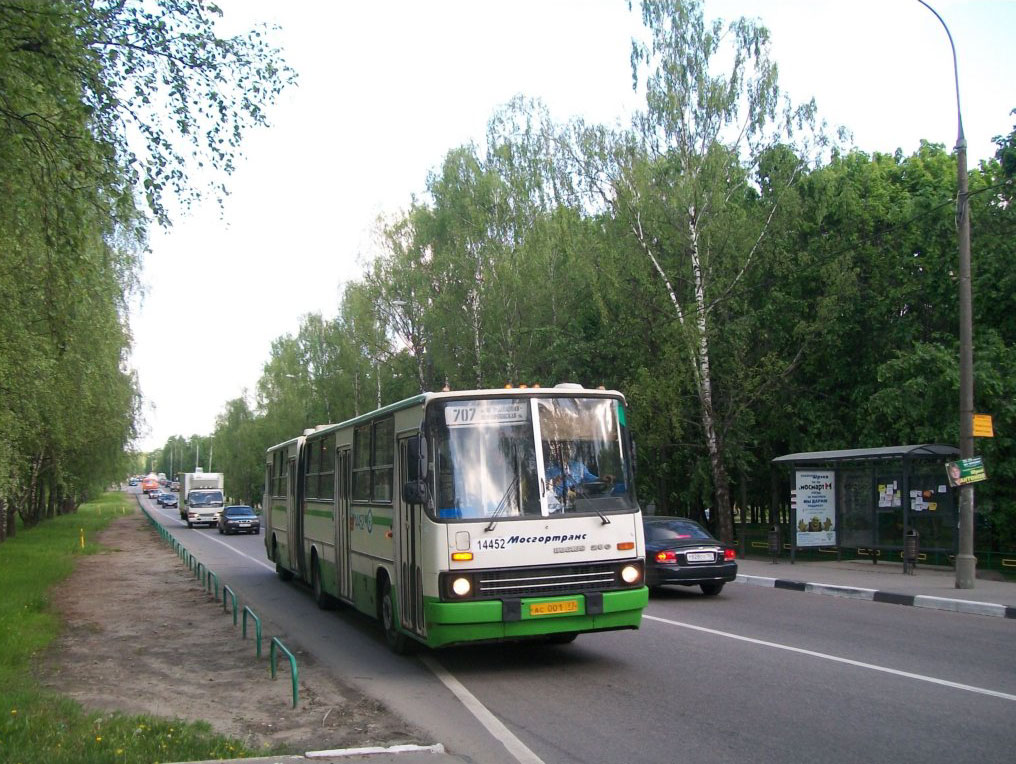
264;384;648;652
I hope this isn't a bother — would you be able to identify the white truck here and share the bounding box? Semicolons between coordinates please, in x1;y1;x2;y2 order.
179;469;224;528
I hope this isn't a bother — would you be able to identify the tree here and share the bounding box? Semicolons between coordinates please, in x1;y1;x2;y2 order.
568;0;819;540
0;1;292;539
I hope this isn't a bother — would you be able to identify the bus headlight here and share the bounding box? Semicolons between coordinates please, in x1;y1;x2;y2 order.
440;572;476;599
620;563;642;584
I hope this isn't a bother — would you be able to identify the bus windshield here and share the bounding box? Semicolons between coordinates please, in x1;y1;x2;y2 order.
428;396;635;521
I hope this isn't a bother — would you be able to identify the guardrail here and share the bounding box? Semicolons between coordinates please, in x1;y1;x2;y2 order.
134;496;300;707
270;637;299;708
222;584;237;625
243;606;263;658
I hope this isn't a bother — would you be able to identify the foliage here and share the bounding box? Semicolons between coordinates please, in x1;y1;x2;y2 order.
143;3;1014;553
0;1;292;541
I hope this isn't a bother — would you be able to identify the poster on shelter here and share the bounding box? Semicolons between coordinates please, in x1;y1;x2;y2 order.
795;470;836;547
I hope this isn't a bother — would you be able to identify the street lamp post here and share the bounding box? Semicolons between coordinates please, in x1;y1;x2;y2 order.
917;0;975;588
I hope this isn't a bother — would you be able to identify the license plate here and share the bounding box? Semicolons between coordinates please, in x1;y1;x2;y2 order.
238;521;251;526
686;552;715;562
529;600;579;617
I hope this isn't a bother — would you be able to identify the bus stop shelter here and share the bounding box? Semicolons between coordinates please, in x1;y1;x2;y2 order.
772;444;960;567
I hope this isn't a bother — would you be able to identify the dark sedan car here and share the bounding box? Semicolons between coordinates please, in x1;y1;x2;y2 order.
159;493;178;508
643;516;737;595
217;505;260;535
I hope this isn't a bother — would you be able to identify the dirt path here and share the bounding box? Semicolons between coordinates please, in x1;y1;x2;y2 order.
34;509;428;754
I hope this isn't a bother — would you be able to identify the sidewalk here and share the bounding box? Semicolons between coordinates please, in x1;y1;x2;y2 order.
736;556;1016;618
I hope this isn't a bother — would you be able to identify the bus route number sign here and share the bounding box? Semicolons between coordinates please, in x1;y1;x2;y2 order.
445;400;527;427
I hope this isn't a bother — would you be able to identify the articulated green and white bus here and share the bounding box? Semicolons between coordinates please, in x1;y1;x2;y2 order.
264;384;648;652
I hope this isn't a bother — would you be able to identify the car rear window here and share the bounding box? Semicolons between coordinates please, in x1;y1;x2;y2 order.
646;520;714;542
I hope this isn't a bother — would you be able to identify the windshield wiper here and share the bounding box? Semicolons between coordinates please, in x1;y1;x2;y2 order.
484;476;519;533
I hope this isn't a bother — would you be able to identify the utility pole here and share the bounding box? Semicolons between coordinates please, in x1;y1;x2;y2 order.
918;0;976;588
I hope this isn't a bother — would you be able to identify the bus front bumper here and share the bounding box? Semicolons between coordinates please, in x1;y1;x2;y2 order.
422;587;649;648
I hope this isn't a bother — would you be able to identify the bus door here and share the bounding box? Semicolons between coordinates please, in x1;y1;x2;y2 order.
287;456;305;578
334;448;352;601
397;435;425;637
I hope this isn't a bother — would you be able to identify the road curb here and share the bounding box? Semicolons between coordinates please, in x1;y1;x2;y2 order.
735;574;1016;619
169;742;455;763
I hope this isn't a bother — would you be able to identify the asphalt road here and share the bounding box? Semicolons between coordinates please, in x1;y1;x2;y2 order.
140;491;1016;764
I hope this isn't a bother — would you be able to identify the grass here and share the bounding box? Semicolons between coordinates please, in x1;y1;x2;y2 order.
0;492;273;764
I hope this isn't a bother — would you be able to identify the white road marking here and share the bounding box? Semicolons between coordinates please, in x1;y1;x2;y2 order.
420;655;546;764
644;614;1016;702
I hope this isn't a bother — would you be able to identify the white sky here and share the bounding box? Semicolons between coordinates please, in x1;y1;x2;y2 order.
129;0;1016;451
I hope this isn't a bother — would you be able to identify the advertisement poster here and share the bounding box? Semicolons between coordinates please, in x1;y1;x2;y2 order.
795;470;836;547
946;457;987;487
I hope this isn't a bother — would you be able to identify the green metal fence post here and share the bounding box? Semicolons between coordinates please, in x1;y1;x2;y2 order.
242;606;262;657
270;637;298;708
222;585;237;625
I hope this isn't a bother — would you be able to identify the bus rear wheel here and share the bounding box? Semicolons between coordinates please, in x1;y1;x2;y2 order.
273;540;293;581
380;578;412;655
312;558;334;610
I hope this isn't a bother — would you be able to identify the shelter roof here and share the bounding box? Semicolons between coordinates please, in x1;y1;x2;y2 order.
772;444;959;464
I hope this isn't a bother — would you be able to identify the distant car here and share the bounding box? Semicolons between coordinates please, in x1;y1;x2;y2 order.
160;493;178;508
217;505;260;535
128;479;138;486
169;480;180;492
643;516;737;596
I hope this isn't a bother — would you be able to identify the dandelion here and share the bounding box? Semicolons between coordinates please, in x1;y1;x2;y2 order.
95;736;102;742
10;709;16;715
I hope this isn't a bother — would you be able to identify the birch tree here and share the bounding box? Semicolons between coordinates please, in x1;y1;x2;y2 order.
579;0;820;540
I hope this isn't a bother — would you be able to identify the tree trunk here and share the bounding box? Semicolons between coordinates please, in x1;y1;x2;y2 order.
688;214;735;544
47;477;57;519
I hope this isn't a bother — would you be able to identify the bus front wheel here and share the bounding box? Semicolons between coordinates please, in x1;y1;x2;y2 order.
380;578;412;655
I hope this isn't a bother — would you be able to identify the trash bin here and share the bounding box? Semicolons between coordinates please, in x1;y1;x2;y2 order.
768;525;780;563
903;529;919;574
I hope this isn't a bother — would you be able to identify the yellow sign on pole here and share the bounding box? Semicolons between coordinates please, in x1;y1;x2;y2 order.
973;414;994;438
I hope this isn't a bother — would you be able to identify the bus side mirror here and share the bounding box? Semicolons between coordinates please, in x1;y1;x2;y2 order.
402;480;428;505
407;432;428;480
